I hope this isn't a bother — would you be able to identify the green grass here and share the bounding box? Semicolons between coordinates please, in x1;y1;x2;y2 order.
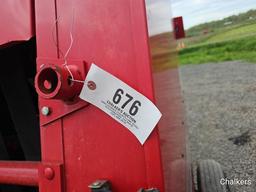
179;35;256;65
179;23;256;65
203;23;256;43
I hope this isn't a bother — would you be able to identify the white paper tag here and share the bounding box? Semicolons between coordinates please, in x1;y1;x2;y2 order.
79;64;162;144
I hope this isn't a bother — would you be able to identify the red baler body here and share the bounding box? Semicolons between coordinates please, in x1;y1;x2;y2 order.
0;1;186;191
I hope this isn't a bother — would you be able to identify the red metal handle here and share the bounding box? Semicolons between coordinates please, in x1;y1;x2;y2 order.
0;161;39;186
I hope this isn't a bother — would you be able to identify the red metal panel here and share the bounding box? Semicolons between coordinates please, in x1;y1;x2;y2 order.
35;0;64;164
35;0;59;58
40;120;64;162
35;0;164;191
34;2;66;192
0;0;34;46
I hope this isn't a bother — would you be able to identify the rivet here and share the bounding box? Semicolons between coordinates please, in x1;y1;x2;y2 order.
44;167;55;180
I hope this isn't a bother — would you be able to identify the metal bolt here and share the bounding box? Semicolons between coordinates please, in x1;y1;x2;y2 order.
87;81;96;90
44;167;55;180
41;106;51;116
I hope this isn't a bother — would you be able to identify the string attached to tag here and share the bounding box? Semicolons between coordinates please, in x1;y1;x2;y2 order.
52;9;85;84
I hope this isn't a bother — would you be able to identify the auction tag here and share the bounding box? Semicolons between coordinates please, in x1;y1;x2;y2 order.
79;64;162;144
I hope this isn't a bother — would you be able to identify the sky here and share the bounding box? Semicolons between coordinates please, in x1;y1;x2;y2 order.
146;0;256;35
172;0;256;29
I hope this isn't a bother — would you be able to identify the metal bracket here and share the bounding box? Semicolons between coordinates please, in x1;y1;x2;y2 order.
37;59;89;126
88;180;112;192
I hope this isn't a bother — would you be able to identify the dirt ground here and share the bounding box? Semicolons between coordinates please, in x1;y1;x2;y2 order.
179;61;256;192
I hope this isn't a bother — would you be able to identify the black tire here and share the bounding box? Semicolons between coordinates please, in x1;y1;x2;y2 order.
197;159;230;192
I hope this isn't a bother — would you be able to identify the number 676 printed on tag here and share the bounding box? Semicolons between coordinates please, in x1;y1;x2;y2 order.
79;64;162;145
113;88;141;116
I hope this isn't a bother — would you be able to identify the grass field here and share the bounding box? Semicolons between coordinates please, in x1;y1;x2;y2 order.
179;23;256;65
205;23;256;43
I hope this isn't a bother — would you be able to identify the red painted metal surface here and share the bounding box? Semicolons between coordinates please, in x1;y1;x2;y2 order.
0;0;34;46
0;0;187;191
173;16;186;39
35;0;164;191
0;161;39;186
39;163;64;192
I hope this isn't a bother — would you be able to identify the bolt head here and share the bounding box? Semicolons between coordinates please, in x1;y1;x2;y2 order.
44;167;55;180
41;106;50;116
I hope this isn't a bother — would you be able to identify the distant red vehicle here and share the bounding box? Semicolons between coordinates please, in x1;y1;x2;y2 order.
173;16;186;39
